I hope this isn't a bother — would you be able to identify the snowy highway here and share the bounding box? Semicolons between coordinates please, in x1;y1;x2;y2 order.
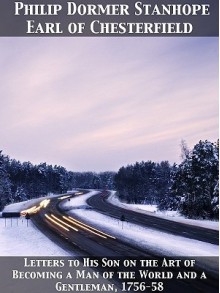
1;190;218;292
23;190;218;293
87;191;219;245
20;189;218;258
31;192;153;257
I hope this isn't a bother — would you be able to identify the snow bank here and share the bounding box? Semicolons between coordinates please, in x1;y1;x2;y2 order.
107;191;219;231
0;217;72;256
0;194;76;256
2;193;61;214
1;190;218;258
61;190;99;210
68;207;219;257
63;192;218;256
61;190;218;257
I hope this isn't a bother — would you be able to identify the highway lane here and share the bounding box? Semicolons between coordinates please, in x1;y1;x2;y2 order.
29;194;152;257
87;191;219;245
21;191;218;293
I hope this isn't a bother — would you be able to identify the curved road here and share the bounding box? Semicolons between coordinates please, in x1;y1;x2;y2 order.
23;191;218;293
87;191;219;245
31;193;152;257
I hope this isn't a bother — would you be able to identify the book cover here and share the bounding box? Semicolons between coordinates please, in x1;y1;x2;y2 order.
0;1;218;292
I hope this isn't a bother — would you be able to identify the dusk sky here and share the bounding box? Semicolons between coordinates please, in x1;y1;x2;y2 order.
0;37;218;172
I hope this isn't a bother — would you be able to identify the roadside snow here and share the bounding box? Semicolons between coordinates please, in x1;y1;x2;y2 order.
0;217;72;256
61;192;218;257
1;190;218;258
72;209;218;256
2;193;65;213
61;190;99;210
107;192;219;231
61;190;219;279
0;195;74;256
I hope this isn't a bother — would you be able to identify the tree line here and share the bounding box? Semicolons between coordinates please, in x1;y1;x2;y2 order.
114;140;219;219
0;139;218;219
0;152;115;210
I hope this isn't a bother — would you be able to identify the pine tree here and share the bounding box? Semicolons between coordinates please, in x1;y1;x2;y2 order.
0;151;12;210
171;140;219;219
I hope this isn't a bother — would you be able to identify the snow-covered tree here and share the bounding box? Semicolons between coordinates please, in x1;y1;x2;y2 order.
114;161;172;204
0;151;12;210
171;140;219;219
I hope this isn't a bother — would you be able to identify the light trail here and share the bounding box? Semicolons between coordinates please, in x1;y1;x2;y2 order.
63;216;107;239
63;216;116;240
39;199;50;208
58;195;71;200
51;214;78;232
20;205;41;216
45;214;69;231
21;199;51;216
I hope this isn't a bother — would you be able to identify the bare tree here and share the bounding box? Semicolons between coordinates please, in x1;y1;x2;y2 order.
180;139;190;160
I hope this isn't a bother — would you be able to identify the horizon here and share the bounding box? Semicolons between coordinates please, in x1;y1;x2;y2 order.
1;138;218;173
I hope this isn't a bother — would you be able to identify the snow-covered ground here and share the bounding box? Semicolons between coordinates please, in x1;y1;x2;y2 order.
60;191;219;258
0;194;75;256
107;192;219;231
0;218;71;256
0;190;218;258
2;192;64;213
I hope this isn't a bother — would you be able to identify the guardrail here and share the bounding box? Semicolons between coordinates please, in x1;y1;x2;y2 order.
2;212;21;218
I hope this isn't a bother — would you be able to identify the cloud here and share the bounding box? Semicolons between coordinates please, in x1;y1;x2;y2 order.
0;37;218;171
